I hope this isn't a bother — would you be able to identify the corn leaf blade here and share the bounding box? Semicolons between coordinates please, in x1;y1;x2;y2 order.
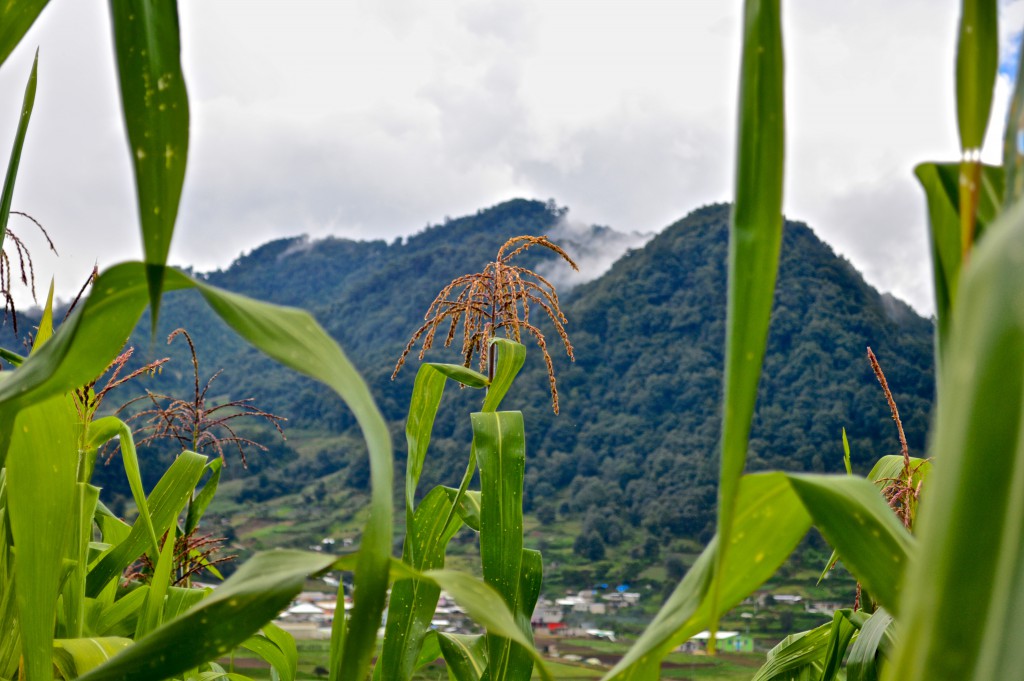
6;393;79;681
715;0;786;638
77;550;337;681
604;473;810;680
109;0;190;322
886;200;1024;680
379;487;463;681
955;0;999;151
474;411;527;681
0;51;37;253
786;474;912;615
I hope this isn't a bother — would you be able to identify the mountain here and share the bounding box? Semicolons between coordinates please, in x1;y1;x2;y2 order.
14;199;934;586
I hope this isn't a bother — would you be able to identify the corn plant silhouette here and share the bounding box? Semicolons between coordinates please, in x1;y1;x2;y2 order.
393;235;578;413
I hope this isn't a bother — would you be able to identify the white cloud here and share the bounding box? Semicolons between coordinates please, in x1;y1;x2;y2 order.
0;1;1016;316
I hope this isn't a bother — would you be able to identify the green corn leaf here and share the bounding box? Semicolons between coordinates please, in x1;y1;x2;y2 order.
411;568;553;681
109;0;190;323
404;361;488;524
63;483;100;639
750;620;832;681
31;280;54;352
186;458;223;534
0;3;48;68
162;585;208;623
786;474;912;615
429;363;490;388
260;622;297;681
88;416;162;559
0;261;390;681
1003;30;1024;206
443;487;482;532
886;200;1024;680
87;450;207;596
865;455;932;489
481;339;526;412
53;638;133;679
180;275;393;681
474;411;526;681
0;49;37;252
379;487;464;681
504;548;543;681
841;427;852;475
77;550;338;681
136;532;176;639
604;473;810;680
819;609;868;681
94;587;149;638
955;0;998;152
404;364;450;519
847;608;896;681
715;0;786;643
412;630;443;672
0;264;169;413
0;260;390;678
915;161;1004;360
437;633;487;681
240;632;294;681
6;393;79;681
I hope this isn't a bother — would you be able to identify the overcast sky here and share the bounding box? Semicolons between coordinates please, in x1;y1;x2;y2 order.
0;1;1021;314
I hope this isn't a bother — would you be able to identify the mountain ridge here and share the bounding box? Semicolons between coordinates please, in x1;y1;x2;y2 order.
13;198;933;584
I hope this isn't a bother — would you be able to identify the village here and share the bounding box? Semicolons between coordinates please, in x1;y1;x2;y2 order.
270;569;845;665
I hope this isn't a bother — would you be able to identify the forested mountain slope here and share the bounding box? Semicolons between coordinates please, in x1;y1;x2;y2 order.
34;199;932;564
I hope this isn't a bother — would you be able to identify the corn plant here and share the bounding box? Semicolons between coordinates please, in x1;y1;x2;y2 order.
595;0;1024;679
0;3;552;681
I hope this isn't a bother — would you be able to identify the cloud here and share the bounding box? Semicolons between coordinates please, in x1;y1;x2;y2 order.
0;0;1017;319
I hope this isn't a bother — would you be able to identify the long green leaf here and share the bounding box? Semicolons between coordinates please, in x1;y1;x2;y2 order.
186;458;223;534
53;637;133;679
786;474;912;615
750;621;832;681
0;260;391;681
847;608;895;681
886;199;1024;679
915;161;1004;360
0;2;48;68
77;550;338;681
437;633;487;681
379;487;464;681
955;0;998;151
505;548;543;681
6;393;79;681
481;339;526;412
1003;31;1024;205
63;483;101;639
413;568;553;681
819;609;867;681
182;275;393;681
136;532;176;639
240;634;293;681
0;51;37;253
474;411;526;681
260;622;297;681
715;0;786;643
87;450;207;596
88;416;162;559
604;473;810;680
109;0;190;322
404;364;451;520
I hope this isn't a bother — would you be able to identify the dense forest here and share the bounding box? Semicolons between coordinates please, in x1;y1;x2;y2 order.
10;199;933;566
